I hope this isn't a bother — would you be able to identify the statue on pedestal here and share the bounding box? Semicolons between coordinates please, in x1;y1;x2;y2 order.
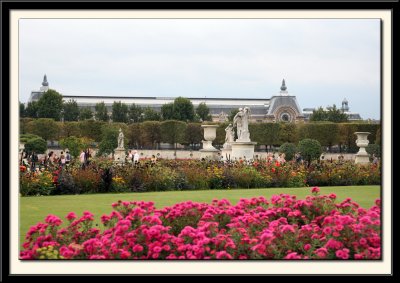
233;107;251;142
118;128;124;148
223;123;235;149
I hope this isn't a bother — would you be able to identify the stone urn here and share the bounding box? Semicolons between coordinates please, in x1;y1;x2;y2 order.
201;125;219;150
354;132;370;164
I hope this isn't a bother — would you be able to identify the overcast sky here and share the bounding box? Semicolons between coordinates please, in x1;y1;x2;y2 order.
19;19;380;119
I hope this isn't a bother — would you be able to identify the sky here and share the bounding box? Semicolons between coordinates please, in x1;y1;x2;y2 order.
19;19;381;119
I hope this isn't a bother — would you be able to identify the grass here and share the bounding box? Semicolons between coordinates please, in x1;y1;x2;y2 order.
20;185;380;249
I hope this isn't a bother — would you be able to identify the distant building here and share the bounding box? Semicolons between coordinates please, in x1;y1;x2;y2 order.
28;74;49;103
302;98;362;121
28;75;307;123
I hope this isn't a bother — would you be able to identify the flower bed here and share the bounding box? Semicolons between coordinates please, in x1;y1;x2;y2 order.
20;188;381;260
19;159;381;196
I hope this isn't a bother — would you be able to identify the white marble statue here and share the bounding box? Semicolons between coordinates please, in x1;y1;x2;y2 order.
118;128;124;148
223;123;235;149
233;107;251;142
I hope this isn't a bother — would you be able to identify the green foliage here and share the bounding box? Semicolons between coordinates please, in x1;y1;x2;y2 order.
279;143;297;161
37;89;64;120
95;102;109;122
20;134;41;144
298;123;339;150
141;121;161;149
297;138;322;164
172;97;195;122
160;120;187;148
161;103;174;120
79;107;93;121
228;108;239;122
20;118;34;135
128;103;144;123
196;102;212;121
63;99;80;121
278;123;298;144
111;101;129;123
29;118;59;141
24;137;47;154
310;105;348;123
366;144;381;158
97;125;127;156
59;122;80;139
25;101;39;118
142;107;161;121
184;123;203;149
59;136;92;158
126;123;142;149
20;102;26;118
78;120;105;142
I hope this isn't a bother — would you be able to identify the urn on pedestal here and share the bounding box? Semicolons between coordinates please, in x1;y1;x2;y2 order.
354;132;370;164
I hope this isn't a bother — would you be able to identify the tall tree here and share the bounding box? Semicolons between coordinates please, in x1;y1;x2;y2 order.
161;103;174;120
196;102;212;121
79;107;93;120
63;99;80;121
37;89;64;121
143;107;161;121
111;101;129;123
25;101;39;118
19;102;26;118
309;107;328;122
327;104;348;123
128;103;144;123
95;102;109;122
184;123;203;149
160;120;187;151
141;121;161;149
228;108;239;122
172;97;195;121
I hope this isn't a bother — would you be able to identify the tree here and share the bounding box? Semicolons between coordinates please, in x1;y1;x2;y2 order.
161;103;174;120
143;107;161;121
20;118;34;135
29;118;59;141
184;123;203;149
20;134;41;144
126;123;143;149
37;89;64;120
24;137;47;154
58;122;80;139
141;121;161;149
228;108;239;122
278;123;298;145
327;104;348;123
366;144;381;158
279;143;297;161
196;102;212;121
79;107;93;121
111;101;129;123
160;120;187;151
25;101;39;118
59;136;93;158
63;99;80;121
128;103;144;123
297;139;322;166
97;126;119;157
309;107;328;122
310;105;348;123
78;120;105;142
20;102;26;118
172;97;195;122
95;102;109;122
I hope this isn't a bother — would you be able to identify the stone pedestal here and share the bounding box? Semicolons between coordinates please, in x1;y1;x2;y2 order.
221;148;233;161
114;148;126;164
231;141;257;161
354;132;370;164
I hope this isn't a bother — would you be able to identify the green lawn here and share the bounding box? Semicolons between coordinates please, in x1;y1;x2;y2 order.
20;185;380;248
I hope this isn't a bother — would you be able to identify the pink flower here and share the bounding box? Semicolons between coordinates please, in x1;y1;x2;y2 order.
304;244;311;251
329;193;337;199
285;252;302;259
66;212;77;221
311;187;320;194
132;244;143;253
359;238;368;245
335;249;349;259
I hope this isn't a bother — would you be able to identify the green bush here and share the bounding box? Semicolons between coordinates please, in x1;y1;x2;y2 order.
279;142;297;161
24;137;47;154
366;144;381;158
297;139;322;165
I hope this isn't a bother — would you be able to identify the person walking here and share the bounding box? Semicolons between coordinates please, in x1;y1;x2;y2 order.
133;150;140;165
80;150;86;169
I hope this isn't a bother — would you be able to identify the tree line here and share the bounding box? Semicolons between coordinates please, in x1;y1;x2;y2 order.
20;89;213;123
20;118;380;155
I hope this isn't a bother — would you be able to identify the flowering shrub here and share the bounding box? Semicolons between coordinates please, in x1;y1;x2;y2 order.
20;188;381;260
20;159;381;195
20;171;55;196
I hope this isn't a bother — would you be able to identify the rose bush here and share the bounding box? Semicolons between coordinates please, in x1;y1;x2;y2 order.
20;188;381;260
